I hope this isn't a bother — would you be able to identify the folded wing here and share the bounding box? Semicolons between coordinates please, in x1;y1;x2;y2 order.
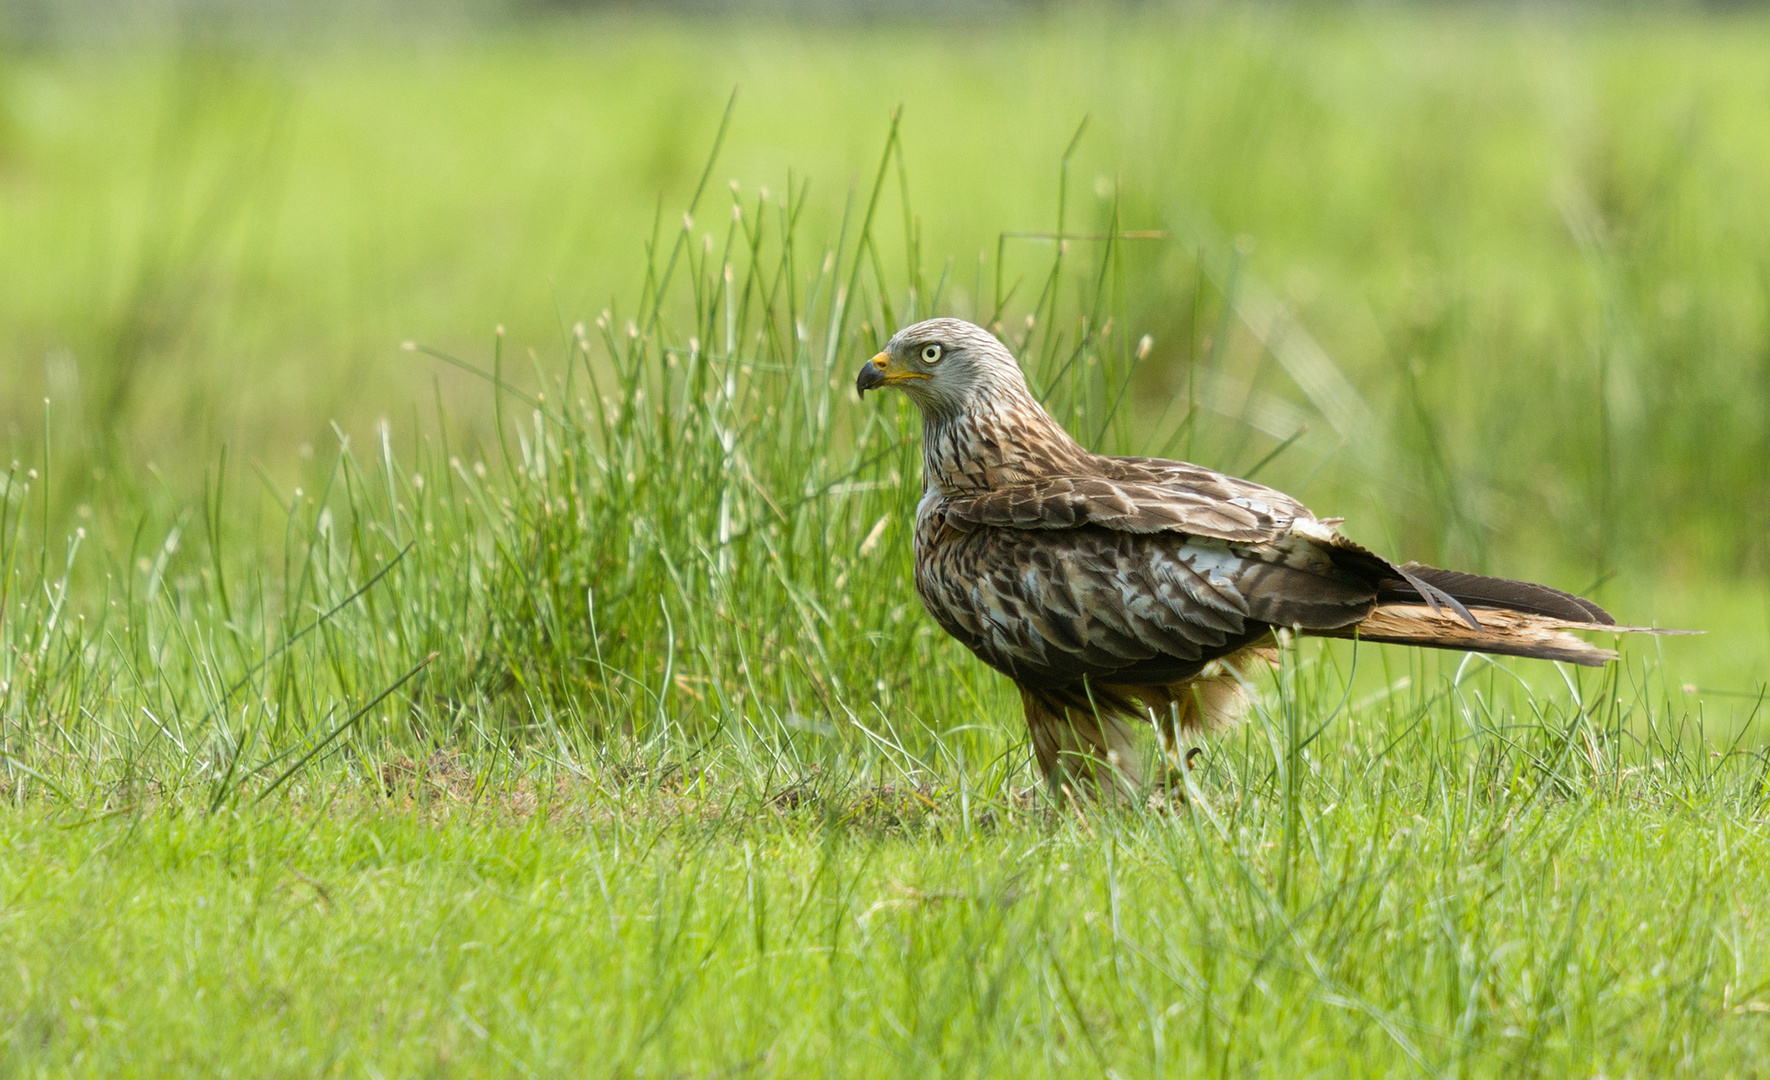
914;524;1375;690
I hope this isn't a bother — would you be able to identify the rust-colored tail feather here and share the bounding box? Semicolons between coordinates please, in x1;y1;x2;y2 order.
1317;602;1694;667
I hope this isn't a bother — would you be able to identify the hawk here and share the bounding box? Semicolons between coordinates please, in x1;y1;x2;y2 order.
857;318;1677;798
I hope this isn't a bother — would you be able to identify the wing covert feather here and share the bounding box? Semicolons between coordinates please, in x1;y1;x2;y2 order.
940;455;1316;543
913;521;1374;690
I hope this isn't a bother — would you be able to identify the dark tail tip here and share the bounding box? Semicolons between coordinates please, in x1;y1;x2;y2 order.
1389;563;1616;625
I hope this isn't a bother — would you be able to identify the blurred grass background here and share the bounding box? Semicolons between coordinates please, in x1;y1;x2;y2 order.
5;4;1768;583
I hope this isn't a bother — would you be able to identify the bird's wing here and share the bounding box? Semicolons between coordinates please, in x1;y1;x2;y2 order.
939;456;1312;544
937;454;1494;628
1107;456;1317;521
941;476;1294;543
914;522;1374;690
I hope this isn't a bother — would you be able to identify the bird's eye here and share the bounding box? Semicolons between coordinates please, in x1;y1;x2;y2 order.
920;344;943;364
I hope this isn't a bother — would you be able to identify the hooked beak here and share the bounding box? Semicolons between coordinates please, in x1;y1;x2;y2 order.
855;352;890;396
855;351;927;397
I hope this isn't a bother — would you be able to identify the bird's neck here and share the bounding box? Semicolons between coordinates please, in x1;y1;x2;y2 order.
920;393;1091;496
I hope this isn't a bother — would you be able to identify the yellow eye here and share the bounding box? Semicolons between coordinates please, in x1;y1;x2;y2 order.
921;344;943;364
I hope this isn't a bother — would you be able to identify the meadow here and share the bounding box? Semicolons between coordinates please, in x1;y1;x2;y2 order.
2;6;1769;1076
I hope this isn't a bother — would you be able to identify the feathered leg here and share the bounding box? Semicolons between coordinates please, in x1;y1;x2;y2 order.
1019;686;1144;804
1147;638;1280;781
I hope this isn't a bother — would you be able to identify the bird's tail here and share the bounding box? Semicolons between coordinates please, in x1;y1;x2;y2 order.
1316;563;1692;667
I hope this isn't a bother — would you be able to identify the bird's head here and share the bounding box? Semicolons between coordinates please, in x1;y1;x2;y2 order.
855;318;1032;420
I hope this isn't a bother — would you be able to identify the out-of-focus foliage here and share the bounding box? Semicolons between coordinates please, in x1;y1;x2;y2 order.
3;8;1768;584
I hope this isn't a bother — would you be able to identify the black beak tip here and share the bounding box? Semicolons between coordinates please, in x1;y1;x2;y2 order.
855;362;887;398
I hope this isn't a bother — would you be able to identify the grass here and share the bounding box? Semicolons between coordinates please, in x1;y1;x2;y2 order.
2;6;1769;1076
5;765;1768;1076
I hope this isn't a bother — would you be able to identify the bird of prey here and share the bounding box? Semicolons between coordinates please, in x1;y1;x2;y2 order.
857;317;1678;798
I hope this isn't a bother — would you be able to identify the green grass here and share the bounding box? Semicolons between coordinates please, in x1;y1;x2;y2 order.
2;6;1769;1076
5;762;1769;1077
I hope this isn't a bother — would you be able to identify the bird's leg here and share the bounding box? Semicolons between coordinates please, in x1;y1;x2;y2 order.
1151;653;1273;786
1019;688;1142;805
1153;694;1205;791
